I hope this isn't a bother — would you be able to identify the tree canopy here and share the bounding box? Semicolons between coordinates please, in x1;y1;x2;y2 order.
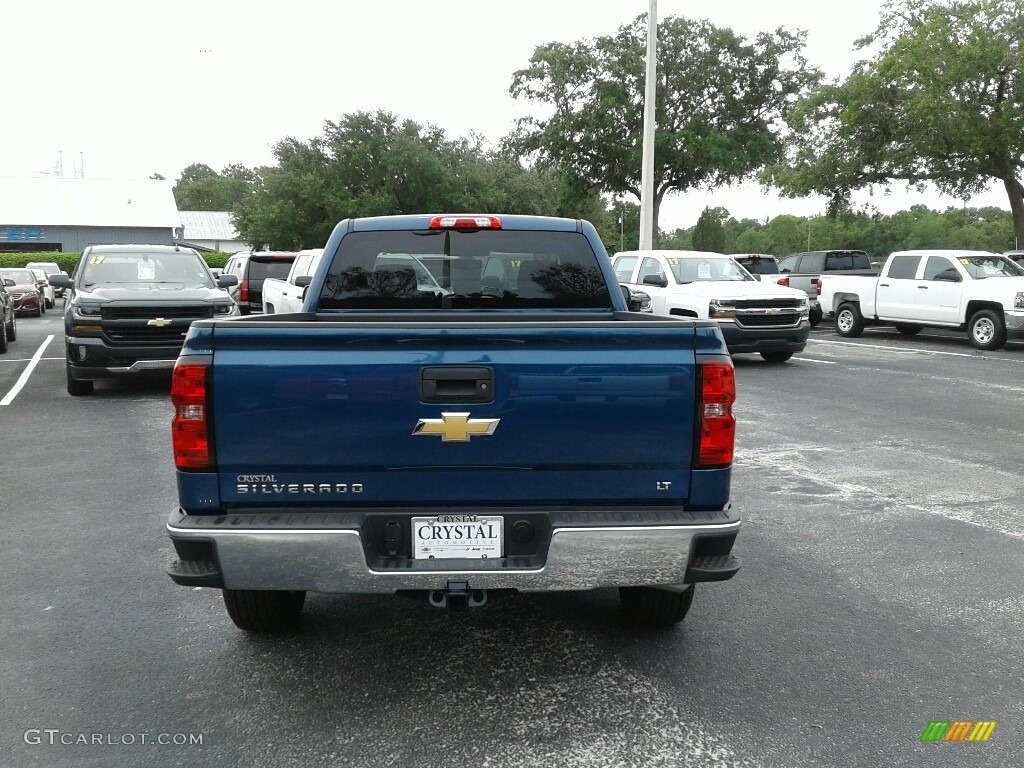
229;110;613;250
507;13;821;244
765;0;1024;241
173;163;258;211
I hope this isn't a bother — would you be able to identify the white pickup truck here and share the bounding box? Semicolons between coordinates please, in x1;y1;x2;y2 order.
818;249;1024;350
613;249;810;362
261;248;325;314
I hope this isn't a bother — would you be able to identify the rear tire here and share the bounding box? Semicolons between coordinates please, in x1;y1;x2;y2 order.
835;302;865;337
760;351;793;363
968;309;1006;350
894;323;923;336
809;305;822;327
6;313;16;341
66;366;94;396
619;585;695;627
0;323;7;354
223;589;306;632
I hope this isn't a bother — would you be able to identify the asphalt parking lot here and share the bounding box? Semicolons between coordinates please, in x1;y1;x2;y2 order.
2;313;1022;768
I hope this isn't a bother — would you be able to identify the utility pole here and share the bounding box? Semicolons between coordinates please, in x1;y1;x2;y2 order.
638;0;657;250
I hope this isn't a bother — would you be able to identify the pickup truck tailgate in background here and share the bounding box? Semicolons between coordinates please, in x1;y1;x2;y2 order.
210;321;698;506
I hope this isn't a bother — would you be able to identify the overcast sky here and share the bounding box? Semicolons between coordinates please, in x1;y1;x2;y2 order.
1;0;1008;230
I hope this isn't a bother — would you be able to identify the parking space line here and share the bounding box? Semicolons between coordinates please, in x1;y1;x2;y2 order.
808;337;980;359
793;357;837;364
1;335;55;406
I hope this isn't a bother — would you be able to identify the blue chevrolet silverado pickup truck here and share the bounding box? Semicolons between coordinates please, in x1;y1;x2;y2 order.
166;214;741;631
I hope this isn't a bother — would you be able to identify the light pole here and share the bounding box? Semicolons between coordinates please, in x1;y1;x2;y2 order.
638;0;657;250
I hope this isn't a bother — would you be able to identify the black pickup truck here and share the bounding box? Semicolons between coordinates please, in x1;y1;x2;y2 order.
49;244;238;395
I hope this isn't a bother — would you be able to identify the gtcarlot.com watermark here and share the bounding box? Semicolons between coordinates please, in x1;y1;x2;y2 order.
24;729;203;747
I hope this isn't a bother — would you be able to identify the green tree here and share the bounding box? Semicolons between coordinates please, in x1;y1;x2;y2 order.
692;207;729;252
766;0;1024;243
231;111;609;250
173;163;256;211
507;14;821;245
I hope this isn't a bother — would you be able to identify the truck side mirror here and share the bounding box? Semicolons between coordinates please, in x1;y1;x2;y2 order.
217;274;239;288
295;275;312;288
47;274;73;289
642;274;668;288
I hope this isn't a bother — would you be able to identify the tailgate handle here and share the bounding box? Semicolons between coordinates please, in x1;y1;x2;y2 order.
420;366;495;404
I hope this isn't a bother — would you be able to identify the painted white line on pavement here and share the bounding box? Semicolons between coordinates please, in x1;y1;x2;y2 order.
793;357;837;364
808;337;981;359
1;335;55;406
0;356;64;364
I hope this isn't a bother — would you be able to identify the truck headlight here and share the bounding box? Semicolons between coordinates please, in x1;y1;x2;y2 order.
709;300;736;319
1016;292;1024;310
214;303;239;316
71;303;102;318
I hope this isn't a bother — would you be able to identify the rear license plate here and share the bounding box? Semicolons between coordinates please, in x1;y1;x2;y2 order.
412;515;503;559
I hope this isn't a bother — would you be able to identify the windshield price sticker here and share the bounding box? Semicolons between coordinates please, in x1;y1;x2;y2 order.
412;515;503;559
137;260;156;280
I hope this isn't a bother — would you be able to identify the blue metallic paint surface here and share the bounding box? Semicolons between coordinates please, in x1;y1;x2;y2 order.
198;322;700;507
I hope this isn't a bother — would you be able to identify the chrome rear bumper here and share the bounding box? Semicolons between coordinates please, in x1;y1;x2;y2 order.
166;508;741;592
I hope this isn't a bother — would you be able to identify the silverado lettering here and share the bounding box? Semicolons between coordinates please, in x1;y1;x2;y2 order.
236;483;363;494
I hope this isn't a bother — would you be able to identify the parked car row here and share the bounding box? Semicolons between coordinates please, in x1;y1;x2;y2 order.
0;266;58;354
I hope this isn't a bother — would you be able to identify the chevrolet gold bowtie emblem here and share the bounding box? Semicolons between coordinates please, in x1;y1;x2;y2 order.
413;412;500;442
147;317;172;327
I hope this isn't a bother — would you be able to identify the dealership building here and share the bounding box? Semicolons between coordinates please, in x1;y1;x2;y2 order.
0;176;182;253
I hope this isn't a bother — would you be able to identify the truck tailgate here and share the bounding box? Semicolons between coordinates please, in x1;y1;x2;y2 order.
210;319;698;507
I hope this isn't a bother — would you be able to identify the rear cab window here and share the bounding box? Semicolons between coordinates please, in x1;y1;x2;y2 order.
319;229;611;310
247;258;295;281
824;251;870;270
736;256;779;275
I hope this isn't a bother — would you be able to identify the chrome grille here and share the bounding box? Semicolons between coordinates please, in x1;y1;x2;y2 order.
734;298;803;309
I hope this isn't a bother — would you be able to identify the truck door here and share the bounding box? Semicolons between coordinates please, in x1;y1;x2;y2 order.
915;255;964;323
875;254;921;319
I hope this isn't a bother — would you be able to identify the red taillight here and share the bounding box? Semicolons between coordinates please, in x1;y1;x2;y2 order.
777;277;789;287
428;215;502;230
697;361;735;468
172;362;212;470
815;279;822;296
239;280;249;302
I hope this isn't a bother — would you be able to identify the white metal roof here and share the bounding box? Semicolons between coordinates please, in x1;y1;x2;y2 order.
0;176;181;228
178;211;239;240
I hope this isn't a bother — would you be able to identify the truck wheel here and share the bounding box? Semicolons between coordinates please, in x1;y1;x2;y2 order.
6;313;16;341
223;589;306;632
760;351;793;363
809;305;822;327
0;323;7;354
894;323;922;335
835;303;864;337
619;585;695;627
66;367;93;396
968;309;1006;350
